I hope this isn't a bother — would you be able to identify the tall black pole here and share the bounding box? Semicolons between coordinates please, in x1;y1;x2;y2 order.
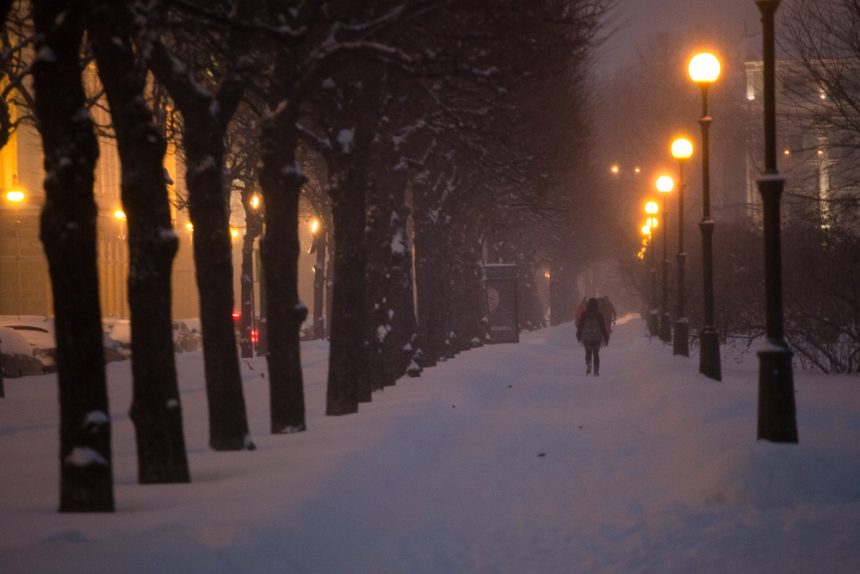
660;192;671;342
698;84;722;380
673;159;689;356
756;0;798;443
648;234;659;336
312;233;326;340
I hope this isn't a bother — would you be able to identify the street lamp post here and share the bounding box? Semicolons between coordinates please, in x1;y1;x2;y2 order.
689;52;723;380
671;137;694;357
755;0;798;443
4;186;26;317
656;175;674;343
308;217;326;340
644;202;660;336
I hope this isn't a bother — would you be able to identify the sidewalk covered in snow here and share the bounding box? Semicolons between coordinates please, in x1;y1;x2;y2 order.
1;317;859;573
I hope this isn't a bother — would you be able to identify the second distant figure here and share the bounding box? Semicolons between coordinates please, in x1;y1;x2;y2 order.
576;298;610;376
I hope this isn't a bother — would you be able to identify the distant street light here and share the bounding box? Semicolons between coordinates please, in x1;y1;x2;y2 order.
670;137;694;357
689;51;723;380
755;0;798;443
656;175;674;343
3;181;26;317
308;217;325;340
641;221;659;336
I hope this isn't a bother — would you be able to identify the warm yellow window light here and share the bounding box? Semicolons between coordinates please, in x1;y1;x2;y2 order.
644;200;659;215
671;137;694;160
689;52;721;84
656;175;674;193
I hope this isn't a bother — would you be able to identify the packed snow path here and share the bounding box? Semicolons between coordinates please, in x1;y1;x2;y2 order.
1;317;859;573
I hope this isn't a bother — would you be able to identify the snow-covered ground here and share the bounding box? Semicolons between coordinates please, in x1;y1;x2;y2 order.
1;317;859;573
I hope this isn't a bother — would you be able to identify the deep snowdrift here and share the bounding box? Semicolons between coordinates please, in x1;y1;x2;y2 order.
1;318;859;573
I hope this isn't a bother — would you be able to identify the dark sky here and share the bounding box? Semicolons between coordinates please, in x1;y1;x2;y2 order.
596;0;763;71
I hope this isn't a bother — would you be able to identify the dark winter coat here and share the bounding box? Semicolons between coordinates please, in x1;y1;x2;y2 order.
576;307;609;347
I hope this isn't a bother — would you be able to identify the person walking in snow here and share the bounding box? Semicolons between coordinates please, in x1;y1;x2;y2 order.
598;296;617;334
575;297;587;325
576;297;610;376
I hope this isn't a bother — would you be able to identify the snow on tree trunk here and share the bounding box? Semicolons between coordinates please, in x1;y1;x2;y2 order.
323;68;384;413
88;0;191;482
259;81;307;433
33;0;114;510
184;125;254;451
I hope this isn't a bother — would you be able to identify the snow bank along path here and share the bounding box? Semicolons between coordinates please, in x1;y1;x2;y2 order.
1;318;859;573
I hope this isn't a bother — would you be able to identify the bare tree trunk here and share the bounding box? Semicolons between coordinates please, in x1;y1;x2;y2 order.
0;0;13;153
327;163;369;412
365;169;416;387
184;122;254;450
260;64;306;434
88;0;190;483
33;0;113;510
148;8;256;450
239;229;257;358
414;219;448;367
323;67;383;413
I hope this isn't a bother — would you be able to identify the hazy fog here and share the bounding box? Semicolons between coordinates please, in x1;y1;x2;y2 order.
597;0;762;70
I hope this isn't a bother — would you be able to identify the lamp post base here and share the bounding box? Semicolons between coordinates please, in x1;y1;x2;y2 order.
757;343;799;443
699;327;721;380
673;319;689;356
647;309;659;336
659;312;672;342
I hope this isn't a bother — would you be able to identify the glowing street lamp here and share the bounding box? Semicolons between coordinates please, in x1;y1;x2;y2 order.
113;209;127;221
671;137;694;357
644;200;659;215
755;0;798;443
3;183;26;317
5;189;25;203
249;193;262;211
689;50;722;380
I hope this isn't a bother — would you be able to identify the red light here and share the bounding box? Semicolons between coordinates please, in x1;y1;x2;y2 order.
232;311;240;321
250;328;259;343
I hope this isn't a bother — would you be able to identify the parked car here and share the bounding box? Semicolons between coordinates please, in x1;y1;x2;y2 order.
1;315;127;367
172;320;199;352
102;332;126;363
0;317;56;373
182;318;203;349
109;319;132;358
0;326;46;377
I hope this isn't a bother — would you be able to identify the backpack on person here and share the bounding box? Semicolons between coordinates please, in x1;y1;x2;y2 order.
581;313;603;345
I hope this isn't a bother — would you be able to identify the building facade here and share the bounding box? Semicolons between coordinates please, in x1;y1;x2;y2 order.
744;58;860;228
0;96;200;321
